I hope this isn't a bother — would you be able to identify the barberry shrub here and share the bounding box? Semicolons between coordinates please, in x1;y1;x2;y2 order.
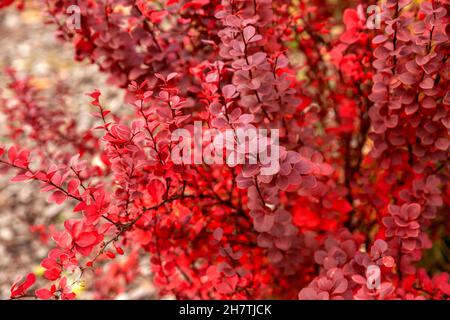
0;0;449;300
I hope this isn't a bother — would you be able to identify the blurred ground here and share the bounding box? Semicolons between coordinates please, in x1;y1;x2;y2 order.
0;3;155;299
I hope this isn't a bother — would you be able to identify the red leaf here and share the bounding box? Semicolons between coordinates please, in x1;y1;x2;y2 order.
49;191;67;205
76;232;99;248
213;227;223;241
10;174;31;182
149;10;168;23
35;288;53;300
243;26;256;42
166;72;178;81
11;273;36;298
8;146;17;163
67;179;80;194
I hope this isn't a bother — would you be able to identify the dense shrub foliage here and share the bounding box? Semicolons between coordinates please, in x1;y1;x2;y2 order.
1;0;449;300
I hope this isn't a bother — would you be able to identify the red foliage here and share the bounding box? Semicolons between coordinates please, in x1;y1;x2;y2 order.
0;0;448;300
